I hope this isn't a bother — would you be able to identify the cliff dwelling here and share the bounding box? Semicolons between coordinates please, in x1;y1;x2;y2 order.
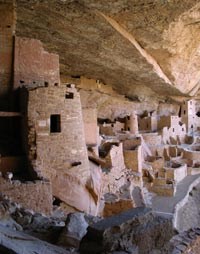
1;1;200;254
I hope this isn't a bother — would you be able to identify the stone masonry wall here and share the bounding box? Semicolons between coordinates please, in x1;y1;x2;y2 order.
124;146;142;173
27;85;90;181
102;143;126;194
0;2;15;95
14;36;60;89
27;85;99;215
0;177;52;215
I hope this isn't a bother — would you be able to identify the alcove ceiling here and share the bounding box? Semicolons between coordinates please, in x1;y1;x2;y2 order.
15;0;200;98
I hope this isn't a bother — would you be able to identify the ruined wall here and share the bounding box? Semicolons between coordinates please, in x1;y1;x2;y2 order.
138;116;157;132
103;199;135;217
79;76;115;95
0;2;15;95
99;121;125;135
123;145;142;173
14;37;60;89
62;76;160;121
158;116;171;130
0;177;52;215
102;143;126;194
105;143;125;170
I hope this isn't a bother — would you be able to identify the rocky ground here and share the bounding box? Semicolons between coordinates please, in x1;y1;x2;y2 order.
0;190;200;254
176;183;200;232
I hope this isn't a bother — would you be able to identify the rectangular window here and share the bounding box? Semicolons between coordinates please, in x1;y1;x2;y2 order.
65;92;74;99
50;114;61;133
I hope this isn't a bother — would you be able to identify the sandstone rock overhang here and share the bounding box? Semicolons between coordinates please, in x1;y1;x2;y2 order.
14;0;200;97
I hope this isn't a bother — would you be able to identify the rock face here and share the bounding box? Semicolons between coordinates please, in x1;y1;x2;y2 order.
58;212;88;248
0;224;72;254
0;196;75;254
168;227;200;254
176;184;200;232
80;207;173;254
15;0;200;98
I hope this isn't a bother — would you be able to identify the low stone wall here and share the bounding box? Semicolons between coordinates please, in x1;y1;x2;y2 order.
0;177;52;215
151;184;175;197
142;133;162;146
146;156;164;171
103;199;135;217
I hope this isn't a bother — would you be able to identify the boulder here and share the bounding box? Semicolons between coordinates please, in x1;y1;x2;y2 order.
80;207;173;254
0;224;73;254
58;212;88;248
